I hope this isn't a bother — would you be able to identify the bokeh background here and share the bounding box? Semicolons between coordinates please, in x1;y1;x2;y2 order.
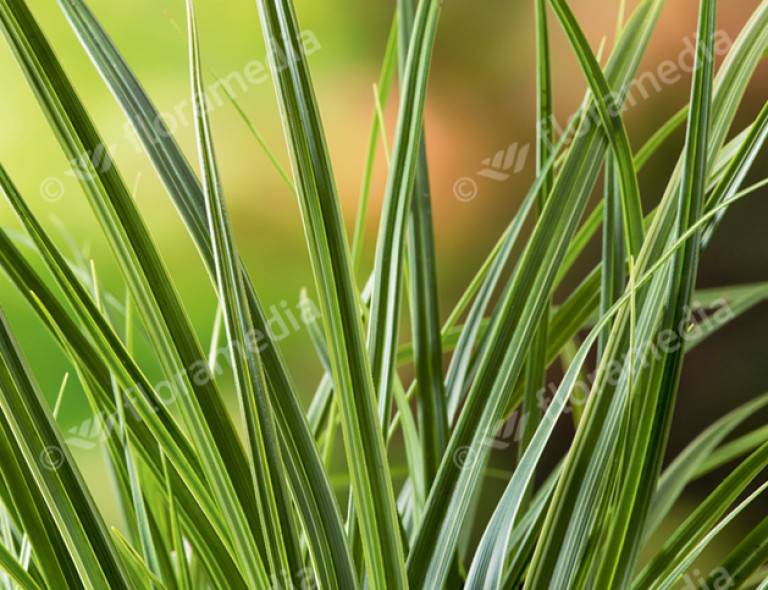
1;0;766;576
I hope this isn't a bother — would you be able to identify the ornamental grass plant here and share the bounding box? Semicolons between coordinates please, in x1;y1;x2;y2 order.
0;0;767;588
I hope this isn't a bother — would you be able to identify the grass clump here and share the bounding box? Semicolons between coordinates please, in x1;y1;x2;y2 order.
0;0;767;588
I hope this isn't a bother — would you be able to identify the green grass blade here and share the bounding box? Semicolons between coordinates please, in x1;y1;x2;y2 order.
684;281;768;350
0;312;130;589
529;196;754;590
423;151;756;588
392;376;426;526
535;0;554;203
634;105;688;169
405;170;765;584
402;88;684;418
549;0;645;257
695;424;768;477
92;275;167;587
55;1;357;583
702;99;768;245
254;0;406;586
407;2;665;584
397;0;448;487
0;404;80;589
217;84;294;192
500;466;561;587
0;3;272;579
55;0;210;258
0;541;42;590
0;290;244;590
303;289;332;373
552;102;720;293
519;0;555;467
0;2;765;589
633;443;768;589
397;275;767;443
701;515;768;589
15;322;246;590
443;113;580;424
594;0;717;583
162;455;193;590
523;2;768;585
352;17;399;272
0;202;243;586
646;391;768;538
650;493;768;590
185;0;297;580
115;388;163;582
37;304;237;589
466;321;605;589
366;0;441;434
599;154;626;360
111;528;168;590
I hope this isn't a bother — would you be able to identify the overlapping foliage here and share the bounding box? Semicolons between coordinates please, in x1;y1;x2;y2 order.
0;0;767;588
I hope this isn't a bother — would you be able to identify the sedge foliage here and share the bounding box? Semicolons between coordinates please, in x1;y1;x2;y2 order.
0;0;767;588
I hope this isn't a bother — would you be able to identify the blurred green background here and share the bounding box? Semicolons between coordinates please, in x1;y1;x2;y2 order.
1;0;766;572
